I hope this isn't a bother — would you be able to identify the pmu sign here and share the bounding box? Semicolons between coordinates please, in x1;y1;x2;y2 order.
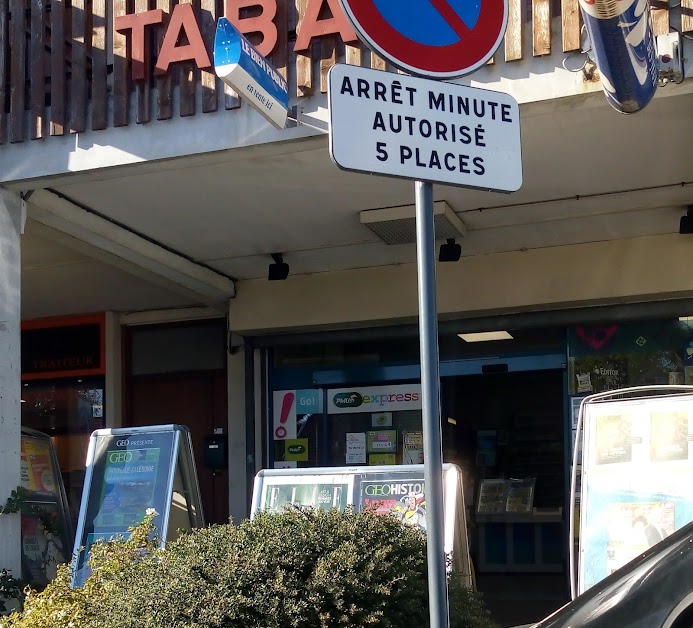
337;0;508;78
214;17;289;129
328;64;522;192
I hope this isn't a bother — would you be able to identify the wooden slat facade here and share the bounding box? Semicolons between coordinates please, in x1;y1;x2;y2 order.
9;0;26;143
505;0;523;61
683;0;693;32
49;0;65;136
70;0;87;133
135;0;152;124
0;0;689;145
29;0;44;139
0;0;6;144
157;0;174;120
113;0;130;127
533;0;552;56
179;0;197;117
561;0;581;52
91;0;108;131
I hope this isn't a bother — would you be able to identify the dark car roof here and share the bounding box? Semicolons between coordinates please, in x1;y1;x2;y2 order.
532;521;693;628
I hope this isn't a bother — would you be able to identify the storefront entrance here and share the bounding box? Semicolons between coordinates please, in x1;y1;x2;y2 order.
268;334;571;626
442;370;569;625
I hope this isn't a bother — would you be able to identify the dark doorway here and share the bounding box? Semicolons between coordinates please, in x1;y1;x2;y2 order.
442;369;569;627
127;372;229;524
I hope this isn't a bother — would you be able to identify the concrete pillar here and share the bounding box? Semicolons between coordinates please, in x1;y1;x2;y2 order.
104;312;122;428
227;345;247;523
0;189;23;577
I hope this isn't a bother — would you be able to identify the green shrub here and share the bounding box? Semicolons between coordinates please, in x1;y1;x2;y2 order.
1;508;494;628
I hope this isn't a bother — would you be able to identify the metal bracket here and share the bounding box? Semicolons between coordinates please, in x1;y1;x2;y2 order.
657;32;685;84
286;105;329;134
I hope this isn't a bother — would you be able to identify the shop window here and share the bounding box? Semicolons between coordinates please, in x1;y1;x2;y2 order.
273;338;421;368
439;327;564;361
21;315;107;529
21;377;105;526
274;327;564;368
568;318;693;395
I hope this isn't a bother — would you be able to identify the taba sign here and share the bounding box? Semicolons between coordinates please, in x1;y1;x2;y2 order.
328;64;522;192
328;384;422;414
214;17;289;129
114;0;358;81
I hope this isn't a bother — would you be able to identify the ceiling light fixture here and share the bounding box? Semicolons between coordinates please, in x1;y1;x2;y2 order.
439;238;462;262
679;205;693;234
360;201;466;245
458;331;514;342
268;253;289;281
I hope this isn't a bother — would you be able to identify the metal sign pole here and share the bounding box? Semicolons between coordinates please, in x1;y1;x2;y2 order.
414;180;450;628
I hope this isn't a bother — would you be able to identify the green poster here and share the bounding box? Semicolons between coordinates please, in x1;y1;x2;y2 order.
95;447;160;527
283;438;309;461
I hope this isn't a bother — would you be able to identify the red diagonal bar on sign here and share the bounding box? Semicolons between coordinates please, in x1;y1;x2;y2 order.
429;0;473;37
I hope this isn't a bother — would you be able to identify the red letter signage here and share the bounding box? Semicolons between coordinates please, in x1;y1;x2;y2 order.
225;0;279;57
155;3;212;75
115;9;164;80
294;0;358;52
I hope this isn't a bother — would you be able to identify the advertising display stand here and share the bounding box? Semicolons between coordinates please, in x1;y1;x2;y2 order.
251;463;473;587
19;427;73;588
71;425;204;588
571;386;693;598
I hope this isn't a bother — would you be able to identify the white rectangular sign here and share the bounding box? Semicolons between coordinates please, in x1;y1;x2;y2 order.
328;64;522;192
346;433;367;464
328;384;422;414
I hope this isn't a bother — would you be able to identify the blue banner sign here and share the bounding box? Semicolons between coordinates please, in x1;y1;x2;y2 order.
214;17;289;129
579;0;658;113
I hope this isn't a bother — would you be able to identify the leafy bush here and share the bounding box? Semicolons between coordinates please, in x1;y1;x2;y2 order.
1;508;494;628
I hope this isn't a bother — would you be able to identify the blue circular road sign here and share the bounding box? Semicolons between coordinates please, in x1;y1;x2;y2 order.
338;0;509;79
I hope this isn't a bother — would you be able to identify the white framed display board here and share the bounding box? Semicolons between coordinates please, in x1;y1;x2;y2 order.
72;425;204;588
251;463;473;587
571;386;693;598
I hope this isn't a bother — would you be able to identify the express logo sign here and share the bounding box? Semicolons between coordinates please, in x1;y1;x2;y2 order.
333;391;420;408
329;385;422;414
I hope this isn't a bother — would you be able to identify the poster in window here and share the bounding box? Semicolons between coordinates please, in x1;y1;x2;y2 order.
346;433;366;465
21;505;68;588
403;431;424;464
650;410;689;462
595;413;633;465
22;438;57;495
605;501;676;575
359;475;427;532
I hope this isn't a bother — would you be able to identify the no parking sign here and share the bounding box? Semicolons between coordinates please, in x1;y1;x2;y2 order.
337;0;508;78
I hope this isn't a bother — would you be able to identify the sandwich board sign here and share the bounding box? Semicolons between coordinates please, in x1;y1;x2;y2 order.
71;425;204;588
214;17;289;129
250;463;473;587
